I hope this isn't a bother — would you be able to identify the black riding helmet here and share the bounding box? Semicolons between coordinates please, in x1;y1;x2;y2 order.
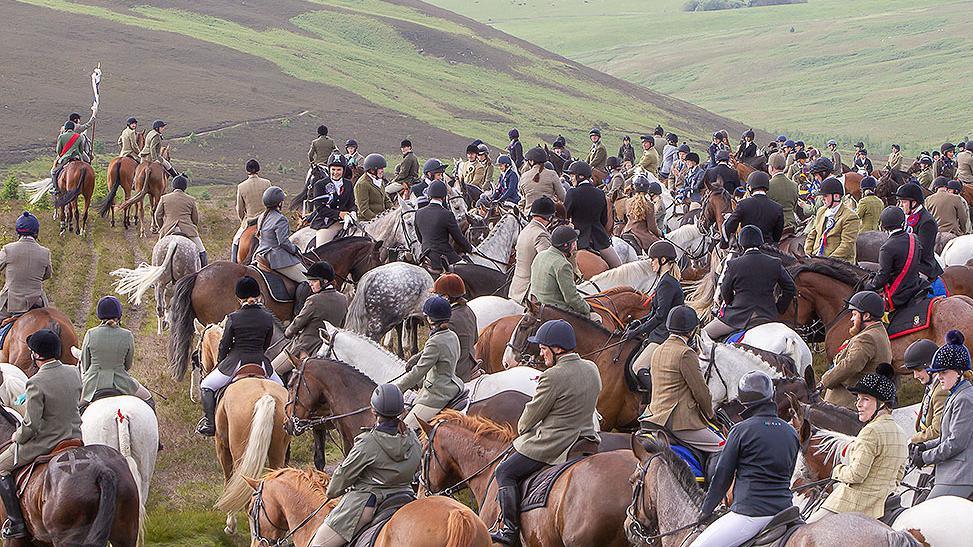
423;158;448;175
565;160;593;180
746;171;771;191
895;183;925;204
648;240;677;262
808;157;834;175
879;206;906;230
903;339;939;371
847;363;896;405
817;177;844;196
846;290;884;319
666;306;699;335
738;370;774;406
529;196;556;218
738;225;764;249
525;146;547;165
551;226;578;253
947;179;963;192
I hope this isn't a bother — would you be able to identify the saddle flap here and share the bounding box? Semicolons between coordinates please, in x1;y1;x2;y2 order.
887;295;939;339
745;506;803;547
519;457;585;513
444;389;470;411
246;266;296;303
16;439;84;495
349;493;415;547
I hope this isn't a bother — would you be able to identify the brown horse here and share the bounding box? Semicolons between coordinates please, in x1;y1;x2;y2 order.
842;171;864;202
99;132;145;229
54;160;95;236
732;158;757;181
475;288;651;373
121;146;170;237
420;411;636;546
0;307;79;375
244;468;490;547
285;357;531;470
214;377;290;536
625;435;922;547
699;188;735;236
236;223;258;265
577;249;609;279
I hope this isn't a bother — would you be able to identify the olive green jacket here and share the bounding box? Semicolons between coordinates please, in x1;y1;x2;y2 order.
855;195;884;233
323;427;421;541
285;288;348;355
639;147;660;174
513;352;601;464
587;141;608;171
139;130;163;161
822;322;892;410
117;127;140;159
528;247;590;315
804;202;861;262
13;360;82;466
308;135;337;165
766;173;800;231
394;328;464;408
80;324;139;403
912;377;948;444
393;152;420;186
354;173;392;221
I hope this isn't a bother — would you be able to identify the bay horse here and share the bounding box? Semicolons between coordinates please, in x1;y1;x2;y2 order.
0;307;79;375
577;249;609;279
0;407;142;546
244;468;490;547
54;160;95;236
450;262;512;299
420;411;637;546
625;435;925;547
99;131;145;229
214;377;290;536
121;146;170;237
285;357;531;469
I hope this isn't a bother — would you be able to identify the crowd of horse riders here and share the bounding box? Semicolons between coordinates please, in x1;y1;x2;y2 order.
6;109;973;546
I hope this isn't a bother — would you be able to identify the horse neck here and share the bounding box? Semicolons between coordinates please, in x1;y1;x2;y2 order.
668;224;703;252
269;475;332;546
648;463;703;547
477;215;517;261
307;360;376;446
701;339;779;403
334;329;406;382
586;261;657;294
800;272;854;324
365;210;398;240
439;425;508;503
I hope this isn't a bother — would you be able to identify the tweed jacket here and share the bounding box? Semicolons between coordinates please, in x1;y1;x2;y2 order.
448;301;479;382
639;147;660;175
956;150;973;184
236;175;272;227
139;129;163;161
766;173;800;231
804;202;861;262
0;237;52;314
528;247;590;315
354;173;392;221
284;288;348;355
513;352;601;465
645;335;714;431
155;189;200;239
117;127;140;159
393;151;420;187
587;141;608;171
821;322;892;409
920;380;973;486
912;377;948;445
308;135;337;165
925;190;971;236
509;219;551;304
80;324;139;403
519;165;566;206
855;195;884;233
255;209;301;269
12;360;83;466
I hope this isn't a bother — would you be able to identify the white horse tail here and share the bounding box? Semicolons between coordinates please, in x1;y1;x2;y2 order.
111;240;177;305
215;394;277;513
344;274;371;334
116;410;146;545
22;178;54;205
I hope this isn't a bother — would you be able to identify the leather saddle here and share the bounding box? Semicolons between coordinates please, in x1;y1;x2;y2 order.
639;424;708;484
215;364;269;404
518;456;586;513
443;389;470;412
249;262;297;303
879;494;908;526
738;506;804;547
349;492;416;547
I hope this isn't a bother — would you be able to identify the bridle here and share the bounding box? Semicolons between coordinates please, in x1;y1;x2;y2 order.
284;358;369;436
626;454;703;547
420;419;513;505
248;480;330;547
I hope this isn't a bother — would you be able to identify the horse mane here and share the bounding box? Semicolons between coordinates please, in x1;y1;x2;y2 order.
536;303;614;335
308;355;377;389
332;326;408;371
637;435;704;505
590;285;638;298
260;467;331;498
787;256;869;287
433;409;515;444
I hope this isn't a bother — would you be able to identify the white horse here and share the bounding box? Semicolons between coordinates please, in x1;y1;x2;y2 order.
468;296;523;333
81;395;156;540
696;337;789;407
111;235;201;334
578;259;659;295
942;234;973;266
344;261;432;346
612;236;639;264
666;223;708;263
462;214;520;271
705;323;814;377
316;321;540;401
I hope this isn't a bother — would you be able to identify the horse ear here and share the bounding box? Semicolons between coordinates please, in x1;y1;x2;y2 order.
242;476;260;491
803;365;816;394
416;417;433;436
799;416;811;443
372;240;383;252
630;434;650;462
526;296;539;313
786;392;804;422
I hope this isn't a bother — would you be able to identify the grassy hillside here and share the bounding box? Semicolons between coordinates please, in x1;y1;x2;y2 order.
427;0;973;152
6;0;759;183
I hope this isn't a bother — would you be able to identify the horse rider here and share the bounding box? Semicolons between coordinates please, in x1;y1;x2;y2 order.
308;125;337;167
307;384;420;547
605;157;626;196
519;146;565;206
507;128;524;171
780;139;796;169
735;129;758;165
155;174;206;266
457;143;480;192
311;154;355;248
342;139;364;176
552;135;571;163
117;117;140;162
619;177;663;253
473;143;494;190
587;128;608;172
709;132;727;169
489;155;519;206
641;306;724;478
766;152;800;234
856;177;883;232
804;173;861;263
702;226;795;341
271;261;348;381
808;363;907;523
60;109;97;162
722;172;784;245
490;319;601;545
529;226;597;320
903;339;947;447
827;139;842;176
256;185;308;315
676;152;705;204
0;329;81;539
785;151;809;182
618;135;636;165
915;155;935;189
139;120;178;178
818;291;892;410
659;132;679;180
197;277;284;436
895;183;944;289
854;148;874;176
410;158;445;202
49;121;84;193
669;143;692;189
432;274;480;382
638;135;659;176
864;207;928;316
392;139;420;190
79;296;155;412
883;144;908;186
393;296;465;430
911;330;973;499
926;177;971;236
934;143;957;180
565;160;621;268
702;150;740;195
692;371;799;547
625;241;685;390
0;212;52;321
232;159;272;263
956;141;973;184
509;197;554;304
414;181;472;274
354;154;393;221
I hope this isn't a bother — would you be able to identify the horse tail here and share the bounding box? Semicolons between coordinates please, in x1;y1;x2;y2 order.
168;271;200;380
215;393;277;513
444;506;480;547
83;465;118;547
97;160;124;218
119;174;150;209
53;167;84;208
116;410;146;545
111;240;178;305
344;271;373;334
289;184;309;211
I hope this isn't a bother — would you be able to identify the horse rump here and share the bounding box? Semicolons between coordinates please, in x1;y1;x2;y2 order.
53;167;85;208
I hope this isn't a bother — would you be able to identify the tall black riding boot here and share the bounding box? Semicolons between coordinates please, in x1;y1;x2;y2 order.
293;281;311;316
199;251;208;267
230;243;239;264
490;486;521;546
197;388;217;437
166;167;179;177
636;368;653;393
0;474;26;539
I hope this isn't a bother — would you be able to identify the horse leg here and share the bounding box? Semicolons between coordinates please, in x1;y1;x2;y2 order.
410;316;420;356
138;198;145;237
150;193;160;234
59;205;66;236
395;323;405;358
313;429;327;471
80;195;90;236
156;284;165;335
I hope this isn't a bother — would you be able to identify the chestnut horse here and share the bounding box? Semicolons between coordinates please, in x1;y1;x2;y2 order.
99;131;145;228
475;287;651;373
214;377;290;536
577;249;609;279
0;307;79;375
54;160;95;236
420;411;637;546
244;468;490;547
284;357;531;470
121;146;170;237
